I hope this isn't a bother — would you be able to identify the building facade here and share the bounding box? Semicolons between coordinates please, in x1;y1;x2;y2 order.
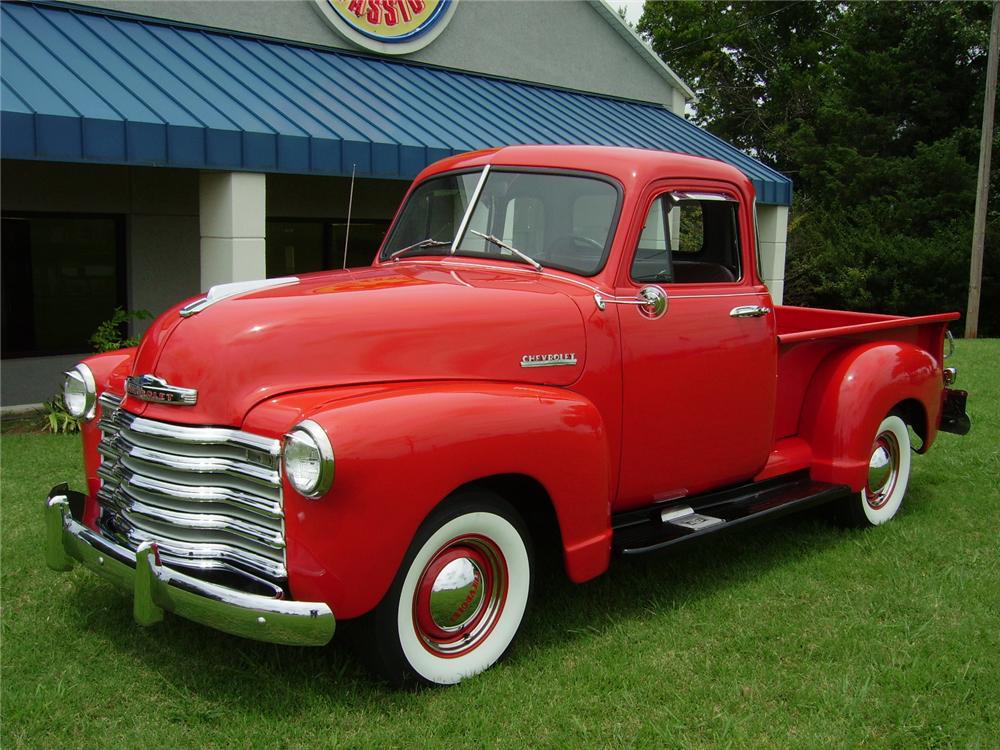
1;0;791;406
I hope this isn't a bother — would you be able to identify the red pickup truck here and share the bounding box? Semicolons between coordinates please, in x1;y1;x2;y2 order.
46;146;970;686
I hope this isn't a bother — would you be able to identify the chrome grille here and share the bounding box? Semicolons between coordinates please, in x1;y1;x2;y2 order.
96;393;286;588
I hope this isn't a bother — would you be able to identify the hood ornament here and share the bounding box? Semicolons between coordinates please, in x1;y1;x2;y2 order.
126;374;198;406
180;277;299;318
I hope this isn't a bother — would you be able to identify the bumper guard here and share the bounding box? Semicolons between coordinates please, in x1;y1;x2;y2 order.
45;485;335;646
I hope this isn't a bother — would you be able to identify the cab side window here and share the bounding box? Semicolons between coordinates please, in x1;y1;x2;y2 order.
631;192;742;284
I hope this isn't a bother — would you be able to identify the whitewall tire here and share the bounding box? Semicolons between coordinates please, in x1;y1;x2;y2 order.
846;414;911;527
366;491;532;686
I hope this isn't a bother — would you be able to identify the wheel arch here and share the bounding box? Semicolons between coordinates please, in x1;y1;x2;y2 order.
892;397;929;452
450;473;565;575
799;341;942;491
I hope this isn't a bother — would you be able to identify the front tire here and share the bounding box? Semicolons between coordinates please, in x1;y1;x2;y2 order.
367;491;532;686
844;413;912;527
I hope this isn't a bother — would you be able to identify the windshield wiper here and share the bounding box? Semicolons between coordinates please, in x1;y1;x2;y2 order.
388;238;452;261
469;230;542;271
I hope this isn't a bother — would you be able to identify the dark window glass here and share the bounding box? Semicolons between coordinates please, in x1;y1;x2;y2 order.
629;195;741;285
670;198;740;283
266;219;390;277
452;171;619;276
379;172;481;261
381;170;621;276
1;214;124;358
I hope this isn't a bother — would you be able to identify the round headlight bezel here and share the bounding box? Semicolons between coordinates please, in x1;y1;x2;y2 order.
283;419;335;499
63;364;97;420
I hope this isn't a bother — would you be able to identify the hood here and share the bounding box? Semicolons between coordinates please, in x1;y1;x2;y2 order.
126;263;589;427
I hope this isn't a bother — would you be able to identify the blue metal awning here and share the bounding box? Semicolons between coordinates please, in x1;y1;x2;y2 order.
0;2;792;205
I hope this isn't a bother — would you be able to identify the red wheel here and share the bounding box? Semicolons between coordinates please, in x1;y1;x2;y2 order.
411;535;507;657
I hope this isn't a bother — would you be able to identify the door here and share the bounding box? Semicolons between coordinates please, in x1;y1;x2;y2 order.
615;184;778;510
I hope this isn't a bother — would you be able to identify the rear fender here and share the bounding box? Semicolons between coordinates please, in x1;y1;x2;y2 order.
798;342;941;491
244;382;612;619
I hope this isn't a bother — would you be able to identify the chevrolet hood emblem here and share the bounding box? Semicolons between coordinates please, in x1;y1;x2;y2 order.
125;374;198;406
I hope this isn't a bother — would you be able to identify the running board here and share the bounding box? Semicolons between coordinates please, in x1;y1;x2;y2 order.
612;473;850;556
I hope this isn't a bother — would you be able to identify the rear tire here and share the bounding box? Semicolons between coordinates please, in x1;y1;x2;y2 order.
843;413;911;527
365;490;532;686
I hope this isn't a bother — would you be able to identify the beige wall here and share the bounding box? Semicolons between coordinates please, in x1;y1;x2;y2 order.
73;0;684;107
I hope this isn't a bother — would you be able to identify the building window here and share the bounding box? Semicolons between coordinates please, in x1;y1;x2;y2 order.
266;219;390;277
1;213;125;358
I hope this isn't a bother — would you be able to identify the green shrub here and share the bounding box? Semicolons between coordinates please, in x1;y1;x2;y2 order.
38;307;153;433
42;394;81;434
89;307;152;353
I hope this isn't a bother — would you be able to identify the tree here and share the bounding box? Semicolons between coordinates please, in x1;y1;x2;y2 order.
638;1;999;334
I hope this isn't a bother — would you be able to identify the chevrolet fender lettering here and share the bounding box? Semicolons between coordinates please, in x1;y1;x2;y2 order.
520;353;578;368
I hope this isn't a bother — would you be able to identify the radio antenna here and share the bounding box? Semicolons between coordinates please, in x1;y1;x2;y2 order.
342;163;356;270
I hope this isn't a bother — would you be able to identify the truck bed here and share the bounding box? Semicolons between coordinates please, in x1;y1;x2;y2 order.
772;305;959;442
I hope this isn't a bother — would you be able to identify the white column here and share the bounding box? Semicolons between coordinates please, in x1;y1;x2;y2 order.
756;204;789;304
199;172;266;291
670;88;687;118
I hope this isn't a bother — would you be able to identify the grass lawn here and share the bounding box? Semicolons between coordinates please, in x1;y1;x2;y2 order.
3;341;998;748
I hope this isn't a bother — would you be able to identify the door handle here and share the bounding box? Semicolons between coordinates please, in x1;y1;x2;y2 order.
730;305;771;318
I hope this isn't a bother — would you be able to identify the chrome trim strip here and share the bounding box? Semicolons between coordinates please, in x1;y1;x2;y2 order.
450;164;491;256
404;259;764;301
99;490;285;550
179;276;299;318
109;411;280;456
98;468;283;519
46;494;334;646
670;191;737;203
99;392;123;410
98;510;287;579
102;433;281;487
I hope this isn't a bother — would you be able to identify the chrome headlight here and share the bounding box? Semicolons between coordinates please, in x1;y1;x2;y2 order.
283;420;334;499
63;364;97;419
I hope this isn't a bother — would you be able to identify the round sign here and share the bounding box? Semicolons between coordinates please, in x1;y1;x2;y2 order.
312;0;459;56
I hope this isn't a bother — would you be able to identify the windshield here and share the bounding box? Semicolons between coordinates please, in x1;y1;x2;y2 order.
380;168;621;276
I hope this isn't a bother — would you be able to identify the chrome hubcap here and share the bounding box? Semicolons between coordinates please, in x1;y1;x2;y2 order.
865;432;900;510
413;535;507;656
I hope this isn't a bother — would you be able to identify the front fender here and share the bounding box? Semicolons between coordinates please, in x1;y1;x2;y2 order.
799;342;942;491
243;382;612;619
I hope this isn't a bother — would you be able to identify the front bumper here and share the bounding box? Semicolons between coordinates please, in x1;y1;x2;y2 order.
44;485;335;646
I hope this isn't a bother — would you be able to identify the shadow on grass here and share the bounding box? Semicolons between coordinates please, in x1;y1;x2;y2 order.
60;498;866;708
